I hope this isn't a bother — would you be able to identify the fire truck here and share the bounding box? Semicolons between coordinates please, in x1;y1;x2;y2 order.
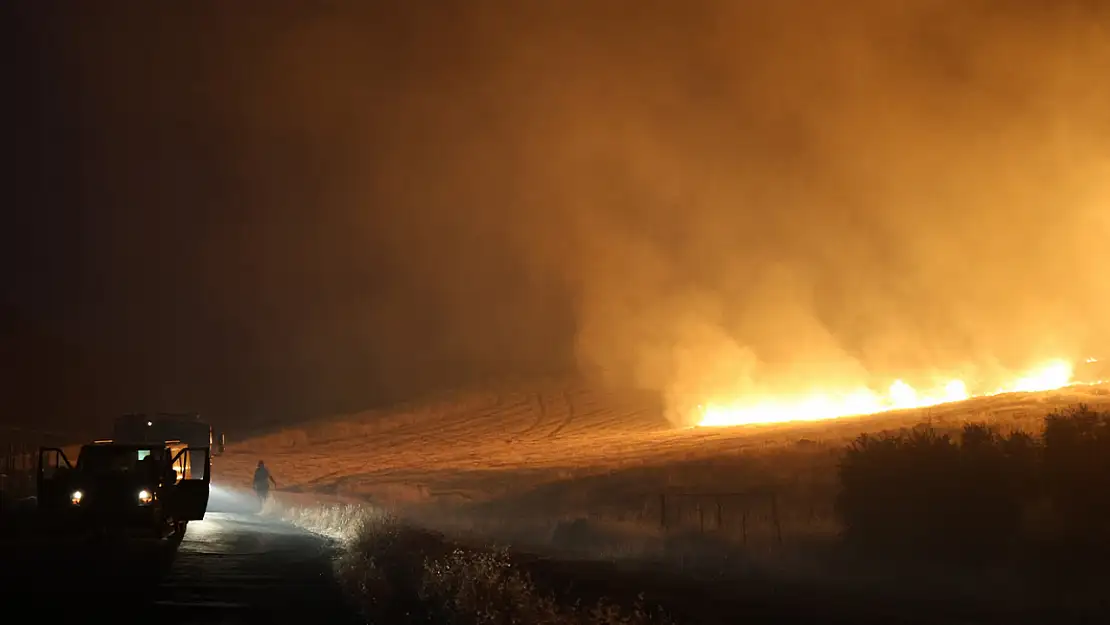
33;413;221;538
36;440;210;537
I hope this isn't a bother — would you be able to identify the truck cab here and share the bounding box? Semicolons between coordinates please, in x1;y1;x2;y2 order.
37;441;210;538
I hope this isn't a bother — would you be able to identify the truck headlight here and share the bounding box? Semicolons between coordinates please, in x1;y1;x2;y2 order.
138;489;153;505
70;490;83;505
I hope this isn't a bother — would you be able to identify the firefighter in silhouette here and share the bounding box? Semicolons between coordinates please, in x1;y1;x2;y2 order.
252;460;277;506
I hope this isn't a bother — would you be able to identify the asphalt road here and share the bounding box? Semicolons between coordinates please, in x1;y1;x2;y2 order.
0;488;363;624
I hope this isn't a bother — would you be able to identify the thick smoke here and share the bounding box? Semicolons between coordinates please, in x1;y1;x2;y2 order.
475;1;1110;422
46;1;1110;423
227;1;1110;422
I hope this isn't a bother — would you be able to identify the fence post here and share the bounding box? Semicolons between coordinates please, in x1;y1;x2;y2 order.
741;509;747;546
697;502;704;534
715;497;723;530
659;493;667;531
771;492;783;546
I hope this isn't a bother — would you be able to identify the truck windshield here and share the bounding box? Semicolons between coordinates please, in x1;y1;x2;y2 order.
77;446;159;476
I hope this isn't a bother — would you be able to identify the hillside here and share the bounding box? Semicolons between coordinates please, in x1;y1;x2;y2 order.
216;377;1110;514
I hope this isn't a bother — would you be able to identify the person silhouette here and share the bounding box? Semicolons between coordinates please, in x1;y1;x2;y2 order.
252;460;277;506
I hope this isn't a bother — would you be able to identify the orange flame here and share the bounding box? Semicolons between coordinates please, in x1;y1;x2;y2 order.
698;359;1078;427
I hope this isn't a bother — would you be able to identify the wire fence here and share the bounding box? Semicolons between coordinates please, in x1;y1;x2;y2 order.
647;484;843;551
657;488;784;542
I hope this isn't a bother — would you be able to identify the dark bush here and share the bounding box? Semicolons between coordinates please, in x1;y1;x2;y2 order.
836;423;1035;563
1042;405;1110;544
952;424;1036;555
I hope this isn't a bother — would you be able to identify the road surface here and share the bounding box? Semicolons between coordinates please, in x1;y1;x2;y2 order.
0;488;363;623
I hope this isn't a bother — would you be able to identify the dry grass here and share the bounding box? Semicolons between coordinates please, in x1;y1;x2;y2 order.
280;500;677;625
278;501;378;543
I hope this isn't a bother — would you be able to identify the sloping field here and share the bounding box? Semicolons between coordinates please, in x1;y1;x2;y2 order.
216;378;1110;517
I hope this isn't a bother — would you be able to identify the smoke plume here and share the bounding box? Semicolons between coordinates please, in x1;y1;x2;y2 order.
35;1;1110;423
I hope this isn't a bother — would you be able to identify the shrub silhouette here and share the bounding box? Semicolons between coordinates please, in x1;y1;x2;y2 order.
1042;405;1110;544
953;424;1034;556
837;423;1034;563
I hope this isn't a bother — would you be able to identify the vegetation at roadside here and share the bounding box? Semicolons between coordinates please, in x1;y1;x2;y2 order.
332;512;675;625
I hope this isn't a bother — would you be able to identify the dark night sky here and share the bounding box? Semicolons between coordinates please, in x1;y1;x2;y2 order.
6;1;1110;436
5;2;579;435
